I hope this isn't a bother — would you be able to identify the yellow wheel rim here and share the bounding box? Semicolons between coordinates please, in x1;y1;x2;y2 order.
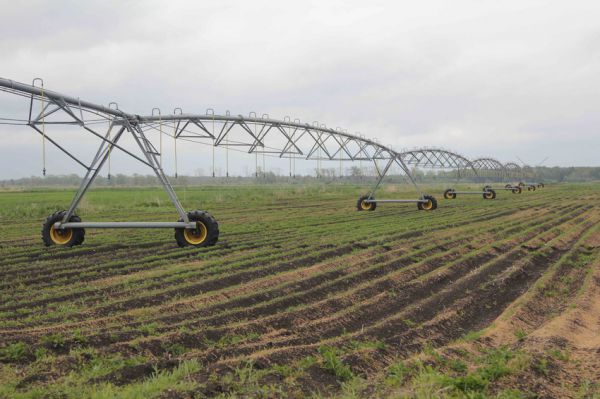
422;200;433;210
484;192;492;199
360;200;372;210
50;225;73;245
183;221;208;245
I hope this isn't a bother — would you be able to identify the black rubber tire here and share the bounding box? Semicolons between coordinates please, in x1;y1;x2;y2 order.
443;189;456;200
174;210;219;248
512;186;522;194
483;185;492;190
356;195;376;211
505;184;512;189
417;195;437;211
528;185;536;191
518;182;525;187
483;189;496;200
41;211;85;247
538;183;544;188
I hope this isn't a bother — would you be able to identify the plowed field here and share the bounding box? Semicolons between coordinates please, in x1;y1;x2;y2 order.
0;183;598;398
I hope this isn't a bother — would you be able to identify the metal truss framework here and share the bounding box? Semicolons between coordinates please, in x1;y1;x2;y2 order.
0;77;530;245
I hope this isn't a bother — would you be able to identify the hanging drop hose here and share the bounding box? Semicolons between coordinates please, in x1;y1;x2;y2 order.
174;121;178;179
226;137;229;178
173;108;182;179
107;126;111;180
107;103;119;181
41;86;46;176
261;114;269;178
153;108;162;169
32;78;46;176
212;113;215;177
106;123;118;182
205;108;215;177
288;122;293;178
159;117;163;168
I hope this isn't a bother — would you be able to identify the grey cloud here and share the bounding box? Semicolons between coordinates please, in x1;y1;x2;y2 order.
0;0;599;179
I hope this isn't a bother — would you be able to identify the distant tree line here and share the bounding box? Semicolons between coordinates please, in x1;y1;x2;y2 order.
0;166;598;188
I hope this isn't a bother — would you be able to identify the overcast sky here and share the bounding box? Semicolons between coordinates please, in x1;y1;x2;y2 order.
1;0;599;178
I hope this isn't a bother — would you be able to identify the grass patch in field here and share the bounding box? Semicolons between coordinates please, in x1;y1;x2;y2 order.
0;358;201;399
139;322;160;336
381;346;532;398
514;328;527;342
41;333;66;349
318;345;355;382
347;339;386;351
0;342;28;362
205;332;261;349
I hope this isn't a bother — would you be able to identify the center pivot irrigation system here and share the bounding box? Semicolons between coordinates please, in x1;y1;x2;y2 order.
0;78;542;248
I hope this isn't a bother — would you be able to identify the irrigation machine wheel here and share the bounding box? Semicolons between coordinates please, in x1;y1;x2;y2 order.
538;183;545;188
175;210;219;247
42;211;85;247
483;189;497;200
418;195;437;211
528;185;536;192
512;186;522;194
505;184;512;189
443;189;456;200
356;195;376;211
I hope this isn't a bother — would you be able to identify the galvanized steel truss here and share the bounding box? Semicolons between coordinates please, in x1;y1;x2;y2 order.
0;77;527;232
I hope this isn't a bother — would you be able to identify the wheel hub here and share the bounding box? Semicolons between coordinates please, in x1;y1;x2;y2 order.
183;221;208;245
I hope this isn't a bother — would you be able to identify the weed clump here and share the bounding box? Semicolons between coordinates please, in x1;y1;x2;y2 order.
0;342;28;361
318;345;355;382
